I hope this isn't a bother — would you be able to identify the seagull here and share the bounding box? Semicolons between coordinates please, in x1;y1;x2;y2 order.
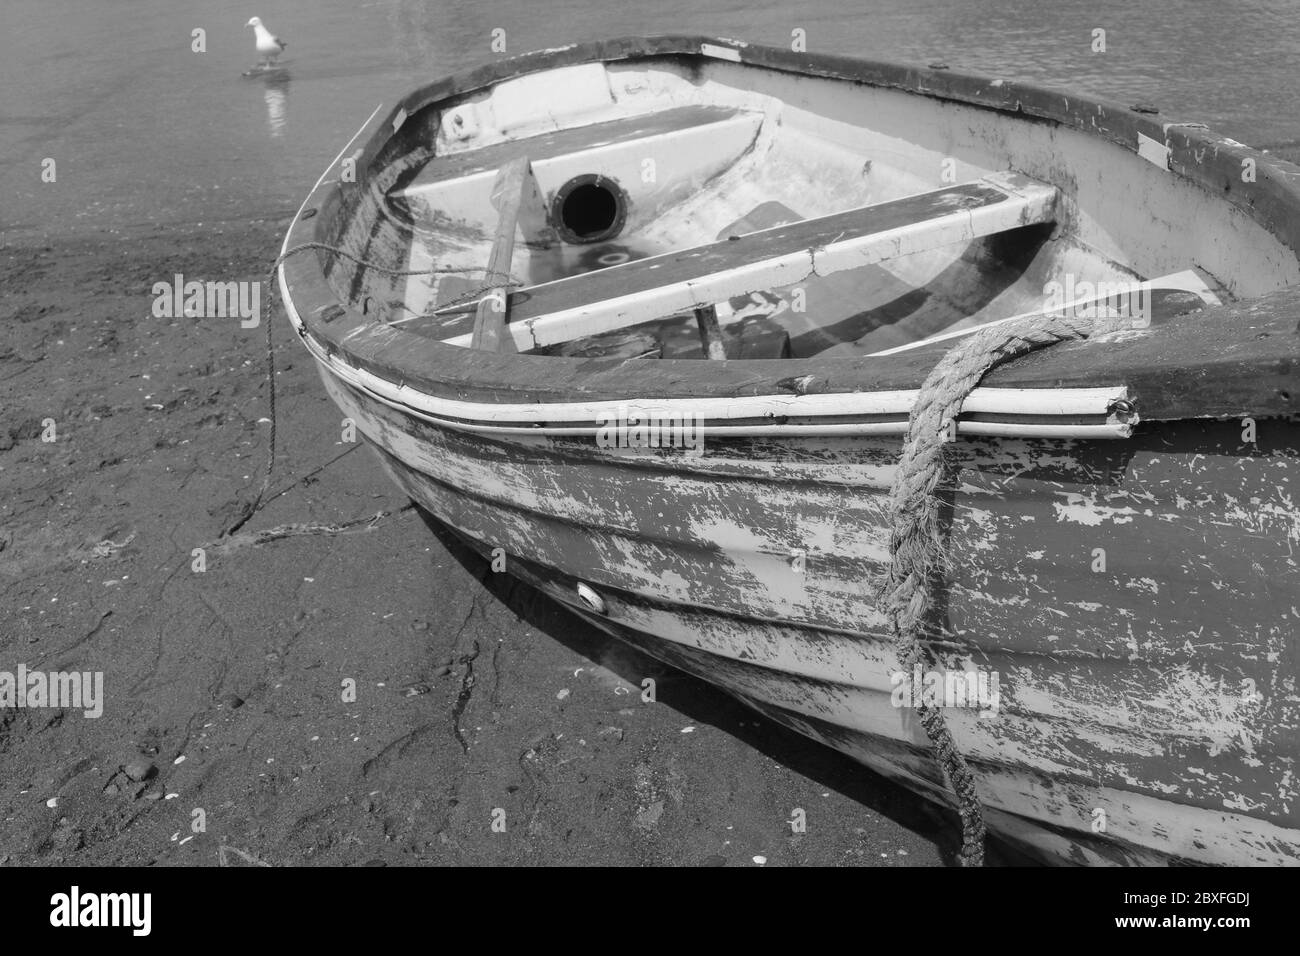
246;17;287;70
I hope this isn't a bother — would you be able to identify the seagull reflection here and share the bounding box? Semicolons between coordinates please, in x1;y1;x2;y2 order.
243;68;291;138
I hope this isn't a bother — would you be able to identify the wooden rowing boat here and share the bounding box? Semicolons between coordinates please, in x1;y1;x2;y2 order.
277;36;1300;865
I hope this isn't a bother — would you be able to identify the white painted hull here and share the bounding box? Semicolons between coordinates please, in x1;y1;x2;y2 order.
318;366;1300;866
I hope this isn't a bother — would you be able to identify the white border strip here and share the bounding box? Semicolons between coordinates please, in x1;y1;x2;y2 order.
700;42;742;62
285;305;1133;438
327;368;1131;440
1137;131;1171;169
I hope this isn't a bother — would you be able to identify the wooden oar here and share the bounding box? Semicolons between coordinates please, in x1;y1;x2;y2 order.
471;157;532;352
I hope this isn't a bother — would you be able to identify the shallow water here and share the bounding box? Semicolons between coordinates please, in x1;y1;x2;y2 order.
3;0;1300;240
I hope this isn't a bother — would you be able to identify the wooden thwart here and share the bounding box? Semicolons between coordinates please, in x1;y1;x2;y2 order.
401;105;748;188
445;171;1058;351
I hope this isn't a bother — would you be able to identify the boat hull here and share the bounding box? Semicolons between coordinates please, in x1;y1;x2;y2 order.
276;36;1300;865
317;365;1300;866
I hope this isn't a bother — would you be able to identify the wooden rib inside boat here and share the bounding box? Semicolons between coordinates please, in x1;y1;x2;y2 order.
278;36;1300;865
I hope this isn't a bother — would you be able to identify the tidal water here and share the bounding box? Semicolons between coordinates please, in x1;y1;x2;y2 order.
4;0;1300;240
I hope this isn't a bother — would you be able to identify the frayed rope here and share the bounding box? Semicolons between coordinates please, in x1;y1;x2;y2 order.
881;309;1130;866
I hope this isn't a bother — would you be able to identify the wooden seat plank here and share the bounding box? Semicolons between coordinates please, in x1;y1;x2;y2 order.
440;171;1058;351
402;106;746;189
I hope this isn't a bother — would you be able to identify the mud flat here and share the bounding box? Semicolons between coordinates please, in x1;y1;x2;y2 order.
0;220;954;866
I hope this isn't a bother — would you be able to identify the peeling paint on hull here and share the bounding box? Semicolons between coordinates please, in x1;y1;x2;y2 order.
319;366;1300;866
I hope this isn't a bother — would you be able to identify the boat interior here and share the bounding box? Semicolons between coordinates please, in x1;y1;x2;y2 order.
324;52;1300;362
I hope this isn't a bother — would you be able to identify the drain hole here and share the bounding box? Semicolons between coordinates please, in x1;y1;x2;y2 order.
562;184;617;239
553;175;626;244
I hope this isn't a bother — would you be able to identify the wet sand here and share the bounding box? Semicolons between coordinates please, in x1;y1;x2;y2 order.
0;220;955;865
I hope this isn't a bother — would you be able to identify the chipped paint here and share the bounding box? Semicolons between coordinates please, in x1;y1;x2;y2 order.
1052;490;1140;526
317;364;1300;866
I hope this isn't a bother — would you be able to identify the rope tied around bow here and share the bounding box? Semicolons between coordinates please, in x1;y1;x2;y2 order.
881;309;1131;866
